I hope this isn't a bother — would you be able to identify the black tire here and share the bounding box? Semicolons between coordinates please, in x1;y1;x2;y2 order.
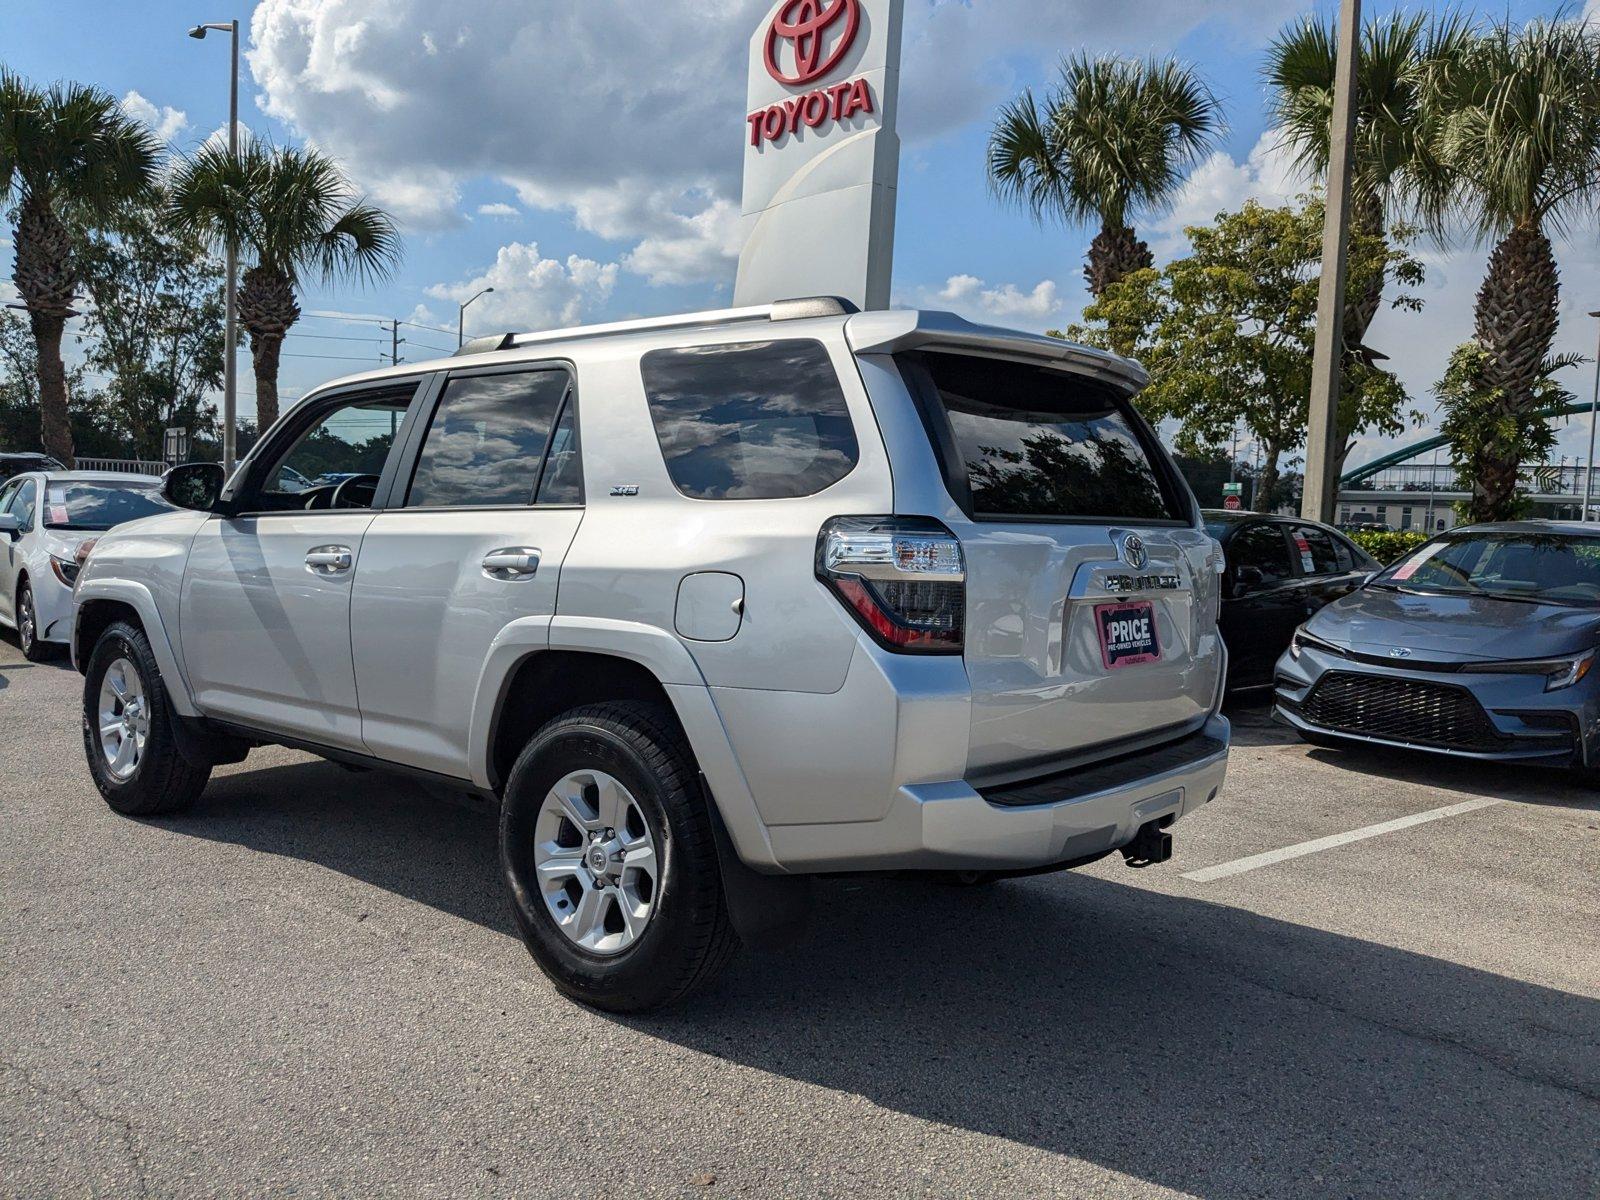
82;620;211;816
500;701;738;1012
16;580;56;662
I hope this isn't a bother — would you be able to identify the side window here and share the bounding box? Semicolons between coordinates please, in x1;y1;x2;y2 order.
0;481;19;516
640;339;859;500
1293;524;1341;576
534;397;583;505
407;370;569;509
258;390;412;510
11;479;37;530
1231;523;1294;586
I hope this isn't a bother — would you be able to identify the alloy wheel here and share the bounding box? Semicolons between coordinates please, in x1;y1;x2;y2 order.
18;588;35;652
532;769;659;955
97;657;150;782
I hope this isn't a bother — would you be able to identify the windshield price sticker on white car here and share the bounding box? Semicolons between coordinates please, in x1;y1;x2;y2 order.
1095;599;1161;670
1391;541;1445;582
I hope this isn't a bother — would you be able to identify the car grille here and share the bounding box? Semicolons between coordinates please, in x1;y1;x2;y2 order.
1300;671;1506;752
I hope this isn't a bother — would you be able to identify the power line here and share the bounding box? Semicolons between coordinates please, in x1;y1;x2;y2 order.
280;352;388;363
401;319;461;338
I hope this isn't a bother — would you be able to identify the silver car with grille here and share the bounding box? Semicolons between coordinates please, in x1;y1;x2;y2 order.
72;298;1230;1011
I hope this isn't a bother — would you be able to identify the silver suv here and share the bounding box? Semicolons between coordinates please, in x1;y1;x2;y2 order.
72;299;1230;1010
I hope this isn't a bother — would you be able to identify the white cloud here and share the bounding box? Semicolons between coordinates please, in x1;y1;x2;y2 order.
120;90;189;144
476;202;520;218
247;0;1304;259
920;273;1066;326
426;241;620;335
1151;128;1307;256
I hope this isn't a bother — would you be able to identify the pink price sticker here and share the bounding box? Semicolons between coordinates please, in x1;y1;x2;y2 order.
1391;541;1443;581
48;505;69;526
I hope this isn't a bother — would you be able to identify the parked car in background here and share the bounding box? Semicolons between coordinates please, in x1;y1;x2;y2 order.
1276;522;1600;775
0;452;66;485
1204;510;1379;690
72;301;1231;1011
0;471;174;660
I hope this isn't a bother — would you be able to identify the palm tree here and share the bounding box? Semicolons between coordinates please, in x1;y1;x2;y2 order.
1430;16;1600;519
0;72;161;466
1266;13;1474;354
170;140;399;429
987;54;1222;309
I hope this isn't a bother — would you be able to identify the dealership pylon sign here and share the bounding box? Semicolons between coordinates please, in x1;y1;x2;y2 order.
733;0;904;311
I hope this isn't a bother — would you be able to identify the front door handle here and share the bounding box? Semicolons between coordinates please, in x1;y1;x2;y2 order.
483;547;541;580
305;545;353;575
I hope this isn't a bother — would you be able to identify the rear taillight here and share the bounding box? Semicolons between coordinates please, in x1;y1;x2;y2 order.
816;516;965;653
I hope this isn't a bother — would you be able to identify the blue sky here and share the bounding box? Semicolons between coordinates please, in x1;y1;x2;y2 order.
2;0;1596;468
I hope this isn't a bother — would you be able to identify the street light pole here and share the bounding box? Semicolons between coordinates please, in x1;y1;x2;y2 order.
1300;0;1361;524
190;19;240;473
457;287;495;348
1584;310;1600;521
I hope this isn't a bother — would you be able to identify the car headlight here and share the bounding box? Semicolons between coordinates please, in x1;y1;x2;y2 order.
1290;626;1345;660
1476;648;1596;692
51;538;98;591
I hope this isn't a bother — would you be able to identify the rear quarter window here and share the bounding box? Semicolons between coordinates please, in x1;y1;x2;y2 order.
640;339;859;500
899;351;1184;522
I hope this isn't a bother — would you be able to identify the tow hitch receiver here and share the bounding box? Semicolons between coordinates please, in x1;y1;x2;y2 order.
1121;821;1173;868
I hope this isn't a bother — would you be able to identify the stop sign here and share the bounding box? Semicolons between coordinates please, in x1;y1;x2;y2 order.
1223;494;1242;510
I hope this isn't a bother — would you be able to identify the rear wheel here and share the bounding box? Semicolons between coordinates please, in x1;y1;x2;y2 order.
16;581;55;662
82;621;210;816
500;702;737;1012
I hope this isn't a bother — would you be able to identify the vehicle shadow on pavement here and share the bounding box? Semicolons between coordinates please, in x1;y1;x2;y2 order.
175;757;1599;1198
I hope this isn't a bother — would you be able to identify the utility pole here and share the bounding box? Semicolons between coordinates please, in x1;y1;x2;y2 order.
188;18;240;471
386;319;405;366
1584;310;1600;521
1300;0;1361;525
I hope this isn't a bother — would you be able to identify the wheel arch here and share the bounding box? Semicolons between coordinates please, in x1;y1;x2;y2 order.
71;582;199;716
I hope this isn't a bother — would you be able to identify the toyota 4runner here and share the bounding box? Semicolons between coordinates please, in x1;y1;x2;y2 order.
72;298;1230;1011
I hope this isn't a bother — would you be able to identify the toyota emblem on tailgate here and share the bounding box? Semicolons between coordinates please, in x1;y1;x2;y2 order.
1120;534;1149;570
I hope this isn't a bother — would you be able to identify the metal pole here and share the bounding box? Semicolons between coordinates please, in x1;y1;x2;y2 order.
222;19;240;472
1229;422;1238;485
1584;311;1600;521
1301;0;1361;524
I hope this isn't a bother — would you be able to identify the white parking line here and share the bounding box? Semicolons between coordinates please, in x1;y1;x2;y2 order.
1182;797;1507;883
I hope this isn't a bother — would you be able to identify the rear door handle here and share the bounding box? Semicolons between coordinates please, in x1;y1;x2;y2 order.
305;545;353;574
483;547;541;580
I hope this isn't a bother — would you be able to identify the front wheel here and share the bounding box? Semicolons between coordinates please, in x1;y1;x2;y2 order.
499;702;737;1012
82;621;211;816
16;581;55;662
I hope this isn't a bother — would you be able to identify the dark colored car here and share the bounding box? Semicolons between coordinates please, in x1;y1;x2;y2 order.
1203;509;1379;690
1274;522;1600;774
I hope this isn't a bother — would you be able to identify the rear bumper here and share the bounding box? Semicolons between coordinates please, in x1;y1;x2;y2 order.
762;713;1230;872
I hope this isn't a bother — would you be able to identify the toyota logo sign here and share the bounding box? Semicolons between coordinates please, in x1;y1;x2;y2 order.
1121;534;1149;571
764;0;861;86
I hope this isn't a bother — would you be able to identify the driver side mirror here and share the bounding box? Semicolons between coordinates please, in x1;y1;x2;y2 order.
0;513;19;539
162;462;226;513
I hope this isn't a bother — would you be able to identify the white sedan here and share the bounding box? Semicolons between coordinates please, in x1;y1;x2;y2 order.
0;471;174;661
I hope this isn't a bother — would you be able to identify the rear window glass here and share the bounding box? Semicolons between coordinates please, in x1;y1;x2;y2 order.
44;482;173;531
407;370;570;508
902;352;1182;521
640;340;859;500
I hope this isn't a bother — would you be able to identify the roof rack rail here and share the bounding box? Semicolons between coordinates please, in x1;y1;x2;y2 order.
450;296;861;357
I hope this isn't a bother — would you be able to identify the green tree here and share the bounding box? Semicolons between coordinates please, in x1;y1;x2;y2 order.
1433;342;1574;521
1424;16;1600;521
170;139;400;429
1068;200;1423;512
1266;13;1473;374
0;70;161;465
75;190;224;460
987;53;1222;326
0;308;119;457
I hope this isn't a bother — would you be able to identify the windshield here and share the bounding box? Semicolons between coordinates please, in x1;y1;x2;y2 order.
45;482;175;531
1376;532;1600;606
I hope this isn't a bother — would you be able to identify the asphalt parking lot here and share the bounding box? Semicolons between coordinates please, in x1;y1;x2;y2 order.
2;634;1597;1198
